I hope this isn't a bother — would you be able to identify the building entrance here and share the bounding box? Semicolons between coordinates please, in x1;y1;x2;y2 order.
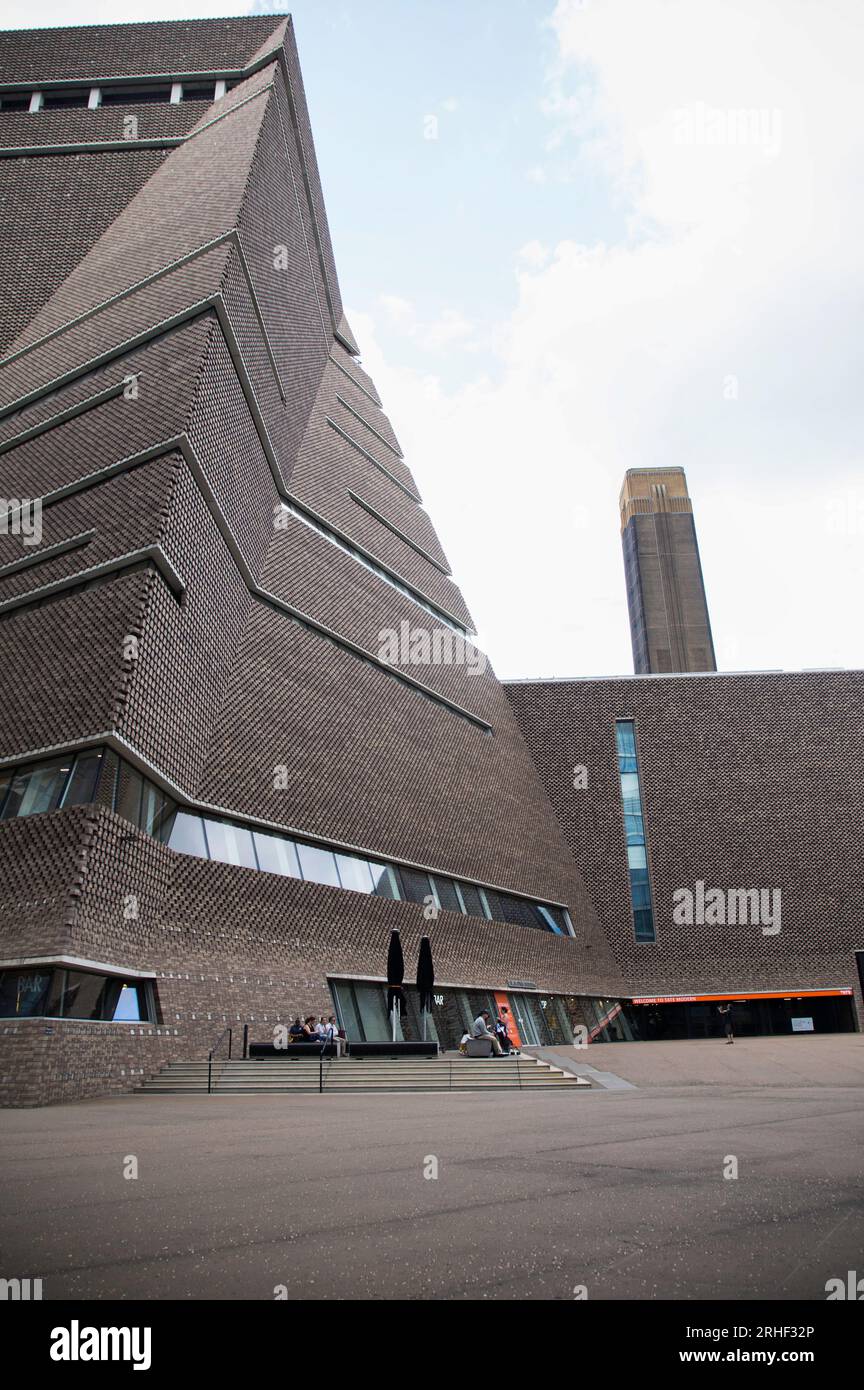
329;979;596;1051
616;989;856;1041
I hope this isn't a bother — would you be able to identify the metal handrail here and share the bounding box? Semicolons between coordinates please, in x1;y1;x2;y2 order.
207;1025;233;1094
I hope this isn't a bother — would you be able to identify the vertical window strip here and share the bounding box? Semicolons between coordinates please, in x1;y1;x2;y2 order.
616;720;656;943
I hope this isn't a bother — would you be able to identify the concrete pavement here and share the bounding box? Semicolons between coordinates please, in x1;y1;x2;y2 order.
540;1034;864;1089
2;1045;862;1300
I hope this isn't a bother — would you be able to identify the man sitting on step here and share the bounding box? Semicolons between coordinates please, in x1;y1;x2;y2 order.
472;1010;504;1055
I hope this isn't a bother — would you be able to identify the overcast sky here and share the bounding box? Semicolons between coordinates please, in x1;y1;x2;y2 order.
5;0;863;678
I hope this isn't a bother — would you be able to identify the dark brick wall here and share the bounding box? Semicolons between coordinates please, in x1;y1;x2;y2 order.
505;670;864;1024
0;805;622;1105
0;150;168;353
0;15;287;84
0;808;84;960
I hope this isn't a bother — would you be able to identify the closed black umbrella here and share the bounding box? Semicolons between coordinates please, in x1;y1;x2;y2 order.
416;935;435;1044
386;928;405;1039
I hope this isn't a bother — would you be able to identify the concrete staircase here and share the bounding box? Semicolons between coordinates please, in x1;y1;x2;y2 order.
138;1054;591;1095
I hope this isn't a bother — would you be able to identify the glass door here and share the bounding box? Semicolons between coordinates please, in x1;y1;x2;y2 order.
509;993;541;1046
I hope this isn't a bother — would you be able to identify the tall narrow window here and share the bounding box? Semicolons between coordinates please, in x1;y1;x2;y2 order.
616;721;655;942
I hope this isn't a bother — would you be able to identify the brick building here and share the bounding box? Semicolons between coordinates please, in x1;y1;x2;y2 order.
0;15;625;1105
0;17;860;1105
505;670;864;1041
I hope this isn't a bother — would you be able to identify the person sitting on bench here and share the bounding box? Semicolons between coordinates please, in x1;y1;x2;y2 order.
495;1009;516;1054
472;1010;504;1055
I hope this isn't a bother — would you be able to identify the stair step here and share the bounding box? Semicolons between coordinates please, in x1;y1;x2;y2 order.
137;1054;590;1095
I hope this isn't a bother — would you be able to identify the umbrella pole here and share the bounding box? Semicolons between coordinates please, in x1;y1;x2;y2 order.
422;1007;427;1042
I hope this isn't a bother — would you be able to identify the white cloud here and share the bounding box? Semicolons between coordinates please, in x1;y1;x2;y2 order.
353;0;864;679
378;296;476;353
518;240;551;269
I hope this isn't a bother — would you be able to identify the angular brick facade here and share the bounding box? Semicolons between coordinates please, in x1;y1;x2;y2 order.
0;17;623;1104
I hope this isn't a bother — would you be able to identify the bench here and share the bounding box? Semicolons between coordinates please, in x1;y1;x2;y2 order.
347;1041;438;1059
248;1042;339;1059
465;1037;494;1058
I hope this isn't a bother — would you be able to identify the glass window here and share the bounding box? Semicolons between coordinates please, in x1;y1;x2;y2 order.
139;781;161;836
634;908;655;942
0;968;151;1020
619;772;642;814
624;813;644;845
0;768;12;817
616;721;637;759
369;862;399;898
253;830;300;878
101;85;172;105
482;889;507;922
627;844;647;871
60;970;110;1020
631;880;652;910
431;877;461;913
331;981;363;1041
204;818;257;869
296;842;341;887
456;882;486;918
500;895;538;930
0;969;52;1017
42;89;90;109
139;780;176;842
335;853;374;893
115;763;144;827
535;904;568;935
182;82;217;101
111;983;144;1021
60;749;104;807
397;867;433;905
2;759;69;819
168;811;208;859
617;720;655;943
353;983;392;1042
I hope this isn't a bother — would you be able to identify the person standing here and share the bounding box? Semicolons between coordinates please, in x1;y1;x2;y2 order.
495;1009;519;1055
718;1002;734;1044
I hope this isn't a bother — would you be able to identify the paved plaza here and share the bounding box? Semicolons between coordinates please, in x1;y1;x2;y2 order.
1;1038;862;1300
